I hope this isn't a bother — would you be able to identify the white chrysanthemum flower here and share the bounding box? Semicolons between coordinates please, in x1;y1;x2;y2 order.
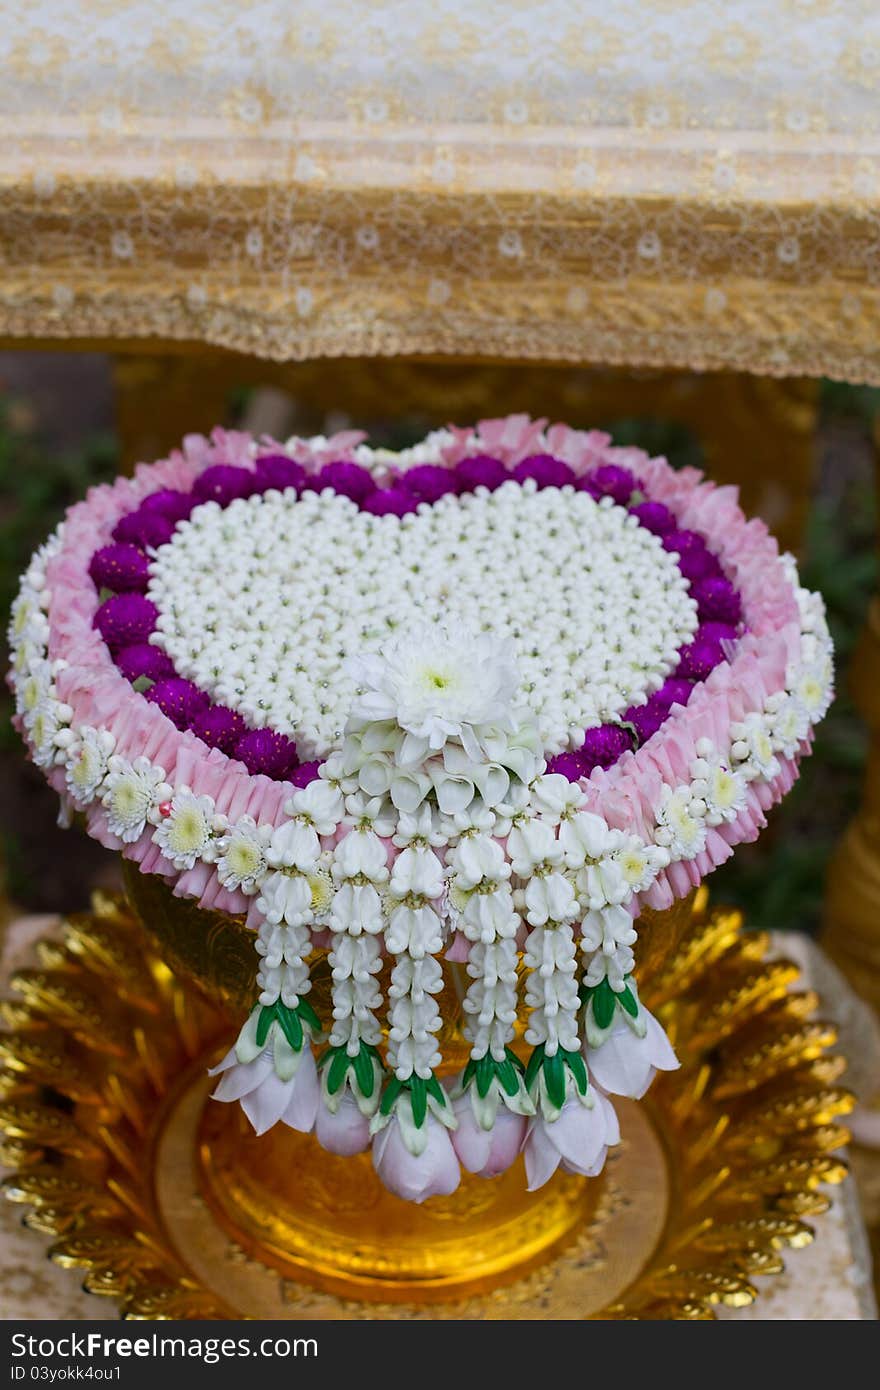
729;712;780;782
653;785;707;861
690;742;747;827
613;839;670;894
768;695;810;758
792;663;833;723
65;727;115;806
154;790;216;870
27;699;63;768
19;660;54;720
346;626;520;758
102;757;171;843
217;817;271;894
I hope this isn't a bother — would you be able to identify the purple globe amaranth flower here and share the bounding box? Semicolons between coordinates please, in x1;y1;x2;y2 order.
93;594;159;650
656;677;694;709
361;487;419;518
455;455;508;492
576;723;634;772
311;460;376;503
115;643;175;684
630;500;675;535
511;454;575;489
676;546;724;582
576;478;604;502
88;544;151;593
140;488;196;523
691;576;743;626
698;621;739;644
192;464;257;506
675;635;725;682
189;704;247;755
545;752;585;782
398;464;459;504
583;464;637;505
289;759;322;787
145;677;210;730
623;697;668;744
662;528;706;556
253;454;306;493
234;728;299;779
112;508;176;550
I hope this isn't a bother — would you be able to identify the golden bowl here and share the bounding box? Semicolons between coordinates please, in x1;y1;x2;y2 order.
0;869;852;1319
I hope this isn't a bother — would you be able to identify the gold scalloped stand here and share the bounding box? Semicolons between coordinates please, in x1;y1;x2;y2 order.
0;887;853;1319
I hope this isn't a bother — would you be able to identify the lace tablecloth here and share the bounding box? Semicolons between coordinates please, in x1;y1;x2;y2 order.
0;914;876;1321
2;2;880;381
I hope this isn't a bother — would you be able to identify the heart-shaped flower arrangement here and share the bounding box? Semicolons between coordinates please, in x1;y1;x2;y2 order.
9;417;833;1202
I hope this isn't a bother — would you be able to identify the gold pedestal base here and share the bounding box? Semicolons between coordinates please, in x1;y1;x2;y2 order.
196;1083;607;1301
0;887;852;1319
155;1070;667;1314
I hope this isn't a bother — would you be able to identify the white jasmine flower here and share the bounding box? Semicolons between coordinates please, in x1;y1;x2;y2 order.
148;483;697;758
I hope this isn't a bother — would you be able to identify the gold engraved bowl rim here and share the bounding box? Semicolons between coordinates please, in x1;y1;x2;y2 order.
0;881;853;1319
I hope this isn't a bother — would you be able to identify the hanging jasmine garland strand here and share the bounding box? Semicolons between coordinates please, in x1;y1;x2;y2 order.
445;812;534;1175
317;789;391;1151
369;842;456;1164
210;780;342;1137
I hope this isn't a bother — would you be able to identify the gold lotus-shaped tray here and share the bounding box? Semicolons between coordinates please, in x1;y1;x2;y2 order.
0;888;852;1320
